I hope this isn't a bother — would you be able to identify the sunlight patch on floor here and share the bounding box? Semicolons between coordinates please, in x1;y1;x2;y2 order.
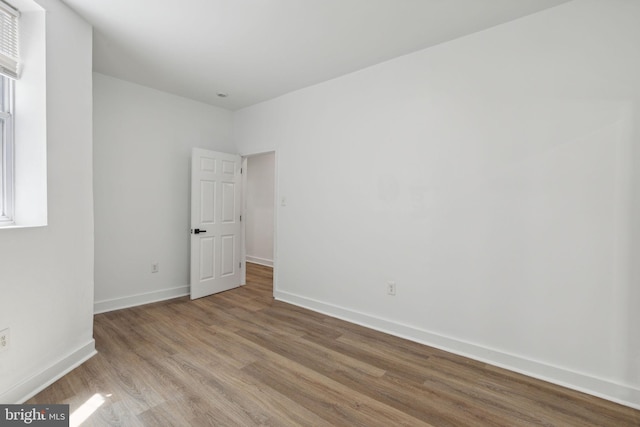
70;393;109;427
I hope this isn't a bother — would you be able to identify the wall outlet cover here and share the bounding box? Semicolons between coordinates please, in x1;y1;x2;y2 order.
387;281;396;296
0;328;9;352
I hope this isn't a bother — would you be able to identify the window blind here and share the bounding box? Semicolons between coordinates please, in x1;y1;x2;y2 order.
0;1;19;79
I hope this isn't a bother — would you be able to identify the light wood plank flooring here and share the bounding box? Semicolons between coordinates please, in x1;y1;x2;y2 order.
30;263;639;426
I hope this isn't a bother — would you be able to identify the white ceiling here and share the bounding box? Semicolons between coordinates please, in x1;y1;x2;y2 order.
62;0;568;110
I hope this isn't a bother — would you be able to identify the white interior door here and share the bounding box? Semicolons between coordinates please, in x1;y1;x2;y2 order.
190;148;242;299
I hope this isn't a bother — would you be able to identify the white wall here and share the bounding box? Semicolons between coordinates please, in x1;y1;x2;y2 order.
235;0;640;408
246;153;275;266
93;74;234;312
0;0;95;403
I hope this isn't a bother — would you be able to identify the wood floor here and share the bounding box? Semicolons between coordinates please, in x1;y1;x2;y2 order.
30;263;639;426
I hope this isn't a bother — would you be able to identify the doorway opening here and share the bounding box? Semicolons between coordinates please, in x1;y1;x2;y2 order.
241;151;276;295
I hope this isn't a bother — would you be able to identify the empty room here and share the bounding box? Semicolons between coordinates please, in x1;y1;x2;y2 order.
1;0;639;425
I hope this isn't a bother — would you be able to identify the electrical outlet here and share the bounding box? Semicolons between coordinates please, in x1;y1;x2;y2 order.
151;262;159;273
387;281;396;296
0;328;9;352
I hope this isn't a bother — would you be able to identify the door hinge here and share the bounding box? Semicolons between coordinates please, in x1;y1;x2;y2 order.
240;215;242;222
239;262;242;269
240;167;243;174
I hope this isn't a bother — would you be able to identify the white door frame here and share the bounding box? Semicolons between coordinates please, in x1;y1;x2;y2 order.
240;156;248;286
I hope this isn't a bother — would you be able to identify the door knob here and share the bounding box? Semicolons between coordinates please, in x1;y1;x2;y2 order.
192;228;207;234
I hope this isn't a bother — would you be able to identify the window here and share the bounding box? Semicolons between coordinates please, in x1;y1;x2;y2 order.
0;75;13;224
0;0;19;226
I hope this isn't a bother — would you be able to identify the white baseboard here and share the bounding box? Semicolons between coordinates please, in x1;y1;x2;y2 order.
0;339;96;404
94;285;189;314
246;256;274;267
275;290;640;410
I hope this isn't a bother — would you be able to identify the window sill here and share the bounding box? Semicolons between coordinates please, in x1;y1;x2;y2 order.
0;222;46;230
